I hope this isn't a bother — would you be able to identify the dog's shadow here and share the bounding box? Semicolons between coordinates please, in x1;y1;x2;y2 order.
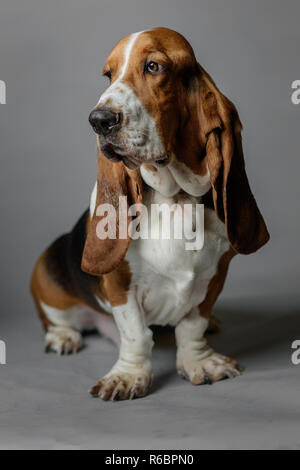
151;298;300;390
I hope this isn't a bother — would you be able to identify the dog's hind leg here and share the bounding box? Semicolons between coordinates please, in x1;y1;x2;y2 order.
31;251;86;355
31;245;120;354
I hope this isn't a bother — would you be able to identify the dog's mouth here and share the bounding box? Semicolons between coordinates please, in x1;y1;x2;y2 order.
101;142;141;170
101;143;123;163
100;142;170;170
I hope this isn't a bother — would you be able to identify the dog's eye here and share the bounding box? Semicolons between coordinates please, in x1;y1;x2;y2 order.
145;61;164;75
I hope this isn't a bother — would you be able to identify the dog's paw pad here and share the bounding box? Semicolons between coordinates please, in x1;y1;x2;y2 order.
45;326;83;355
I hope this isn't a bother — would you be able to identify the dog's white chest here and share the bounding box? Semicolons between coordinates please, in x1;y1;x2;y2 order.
127;190;230;326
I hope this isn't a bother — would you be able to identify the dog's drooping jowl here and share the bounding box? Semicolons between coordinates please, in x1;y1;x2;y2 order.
31;28;269;400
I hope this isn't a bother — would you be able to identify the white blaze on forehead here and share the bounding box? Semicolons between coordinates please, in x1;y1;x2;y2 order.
98;31;144;104
96;29;166;163
119;31;144;79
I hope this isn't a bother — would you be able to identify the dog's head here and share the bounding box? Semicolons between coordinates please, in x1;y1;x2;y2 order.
83;28;269;275
89;28;195;169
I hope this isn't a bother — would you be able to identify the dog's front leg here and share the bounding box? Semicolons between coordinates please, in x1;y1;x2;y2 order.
175;307;243;385
90;292;154;401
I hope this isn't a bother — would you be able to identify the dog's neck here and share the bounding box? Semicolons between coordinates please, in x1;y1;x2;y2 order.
140;156;211;199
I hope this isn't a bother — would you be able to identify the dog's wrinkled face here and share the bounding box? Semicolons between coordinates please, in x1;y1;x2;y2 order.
89;28;198;170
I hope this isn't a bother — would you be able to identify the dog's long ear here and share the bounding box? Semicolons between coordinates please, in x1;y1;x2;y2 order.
81;148;142;275
197;65;269;254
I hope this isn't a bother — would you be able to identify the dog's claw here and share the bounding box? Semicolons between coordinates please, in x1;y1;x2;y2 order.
202;375;213;385
90;371;152;401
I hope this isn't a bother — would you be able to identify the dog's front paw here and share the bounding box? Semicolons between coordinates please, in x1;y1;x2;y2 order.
45;326;83;355
177;351;243;385
89;366;153;401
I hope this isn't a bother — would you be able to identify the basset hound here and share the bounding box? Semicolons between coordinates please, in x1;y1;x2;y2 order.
31;28;269;401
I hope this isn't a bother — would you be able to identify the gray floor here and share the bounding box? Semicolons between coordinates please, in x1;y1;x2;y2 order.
1;292;299;450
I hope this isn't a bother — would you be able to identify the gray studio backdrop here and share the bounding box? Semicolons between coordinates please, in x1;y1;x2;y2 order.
0;0;299;450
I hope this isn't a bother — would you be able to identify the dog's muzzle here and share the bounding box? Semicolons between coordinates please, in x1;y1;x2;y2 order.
89;106;169;169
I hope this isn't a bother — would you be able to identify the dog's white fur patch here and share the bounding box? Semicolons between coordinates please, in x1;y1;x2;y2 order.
41;301;119;345
41;301;97;331
126;189;230;326
45;326;83;355
168;157;211;197
141;157;211;198
140;164;180;197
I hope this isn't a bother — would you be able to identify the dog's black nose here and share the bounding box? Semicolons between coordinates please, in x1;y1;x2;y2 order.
89;108;120;136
